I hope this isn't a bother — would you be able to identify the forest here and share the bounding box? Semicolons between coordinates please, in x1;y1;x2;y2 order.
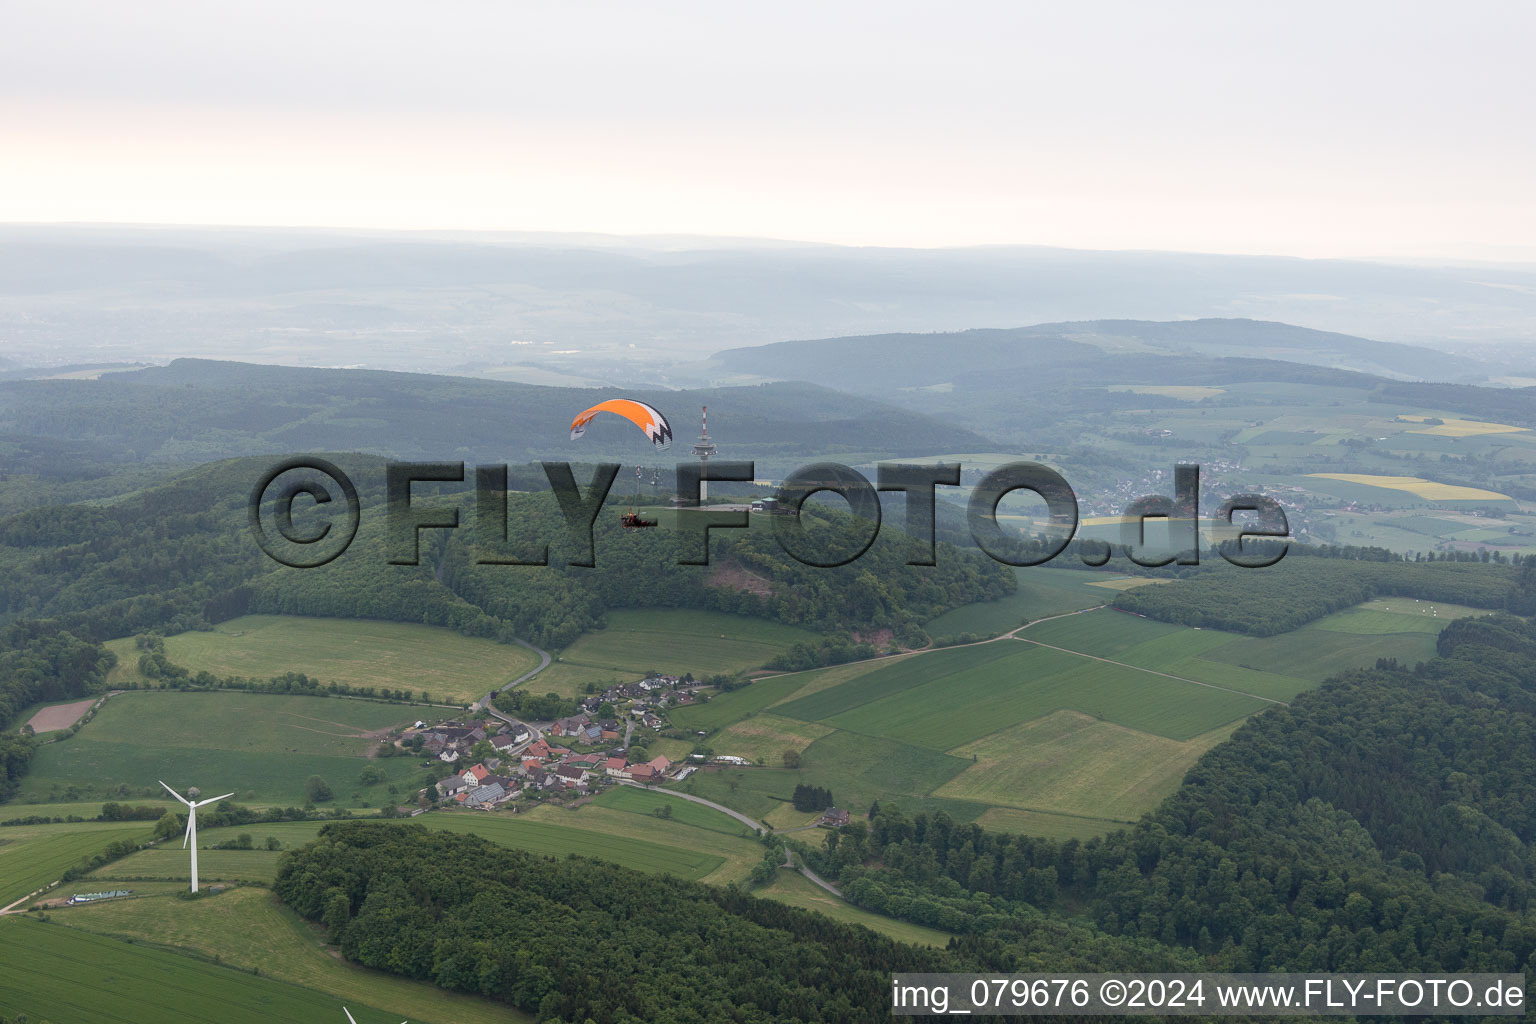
0;456;1013;653
0;620;116;798
275;821;961;1024
1111;557;1528;635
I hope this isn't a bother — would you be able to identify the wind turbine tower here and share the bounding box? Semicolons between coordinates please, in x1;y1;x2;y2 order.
159;781;234;894
691;405;718;502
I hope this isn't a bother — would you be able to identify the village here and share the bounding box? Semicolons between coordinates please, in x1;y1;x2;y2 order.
404;673;732;813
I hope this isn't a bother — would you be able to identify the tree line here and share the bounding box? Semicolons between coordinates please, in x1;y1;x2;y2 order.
275;821;962;1023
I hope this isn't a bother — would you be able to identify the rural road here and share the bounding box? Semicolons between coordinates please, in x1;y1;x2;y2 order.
473;637;553;750
784;849;843;898
614;786;847;896
619;781;767;833
498;639;552;694
622;783;847;899
0;885;54;916
747;603;1109;687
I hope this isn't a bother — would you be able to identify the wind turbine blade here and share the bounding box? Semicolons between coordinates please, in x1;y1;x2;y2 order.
343;1009;358;1024
195;792;236;807
183;814;192;849
159;780;191;805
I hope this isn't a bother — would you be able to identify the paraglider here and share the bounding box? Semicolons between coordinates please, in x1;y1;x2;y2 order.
567;400;670;529
623;465;656;529
569;399;672;451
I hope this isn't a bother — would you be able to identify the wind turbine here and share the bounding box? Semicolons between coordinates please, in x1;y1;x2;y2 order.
158;781;234;894
344;1007;407;1024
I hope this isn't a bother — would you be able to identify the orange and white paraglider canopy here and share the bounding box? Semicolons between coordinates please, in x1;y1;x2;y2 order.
569;399;673;450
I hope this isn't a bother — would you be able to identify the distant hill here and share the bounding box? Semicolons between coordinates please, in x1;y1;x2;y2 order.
0;358;997;474
712;318;1482;386
6;226;1536;379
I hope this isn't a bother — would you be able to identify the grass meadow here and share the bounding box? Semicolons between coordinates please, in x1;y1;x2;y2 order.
0;820;157;906
18;690;421;805
923;566;1108;638
553;608;819;679
0;917;427;1024
105;614;539;703
756;867;954;947
47;888;526;1024
935;711;1243;823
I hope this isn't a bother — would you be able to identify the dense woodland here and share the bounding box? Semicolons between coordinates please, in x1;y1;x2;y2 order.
1112;557;1529;635
0;621;115;798
276;822;961;1024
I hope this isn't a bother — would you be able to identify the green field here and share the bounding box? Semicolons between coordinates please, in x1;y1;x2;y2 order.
50;888;526;1024
19;691;420;805
971;806;1129;841
706;714;837;764
590;785;755;836
678;730;975;823
756;867;954;947
667;609;1316;833
105;614;538;703
658;594;1476;836
0;820;156;906
935;711;1242;823
1311;599;1486;635
1202;628;1439;682
0;917;422;1024
0;799;183;822
97;811;737;886
554;608;819;679
924;566;1108;638
669;669;833;733
796;642;1268;747
772;642;1022;724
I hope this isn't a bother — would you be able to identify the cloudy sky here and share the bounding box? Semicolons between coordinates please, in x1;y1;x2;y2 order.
3;1;1533;261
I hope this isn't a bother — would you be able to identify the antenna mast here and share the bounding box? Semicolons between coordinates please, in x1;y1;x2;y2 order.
690;405;718;501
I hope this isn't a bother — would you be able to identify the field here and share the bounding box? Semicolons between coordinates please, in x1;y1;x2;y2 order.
23;697;97;734
104;614;537;704
18;690;420;805
1107;385;1226;400
755;867;955;947
94;807;755;887
1085;576;1174;591
669;669;832;733
705;714;837;764
47;888;526;1024
0;917;424;1024
1201;628;1439;682
0;820;156;906
923;566;1108;638
590;784;756;836
663;598;1461;835
1309;599;1486;634
1305;473;1513;502
934;711;1242;823
553;608;819;680
0;799;181;822
818;644;1268;747
971;806;1126;841
1398;415;1528;437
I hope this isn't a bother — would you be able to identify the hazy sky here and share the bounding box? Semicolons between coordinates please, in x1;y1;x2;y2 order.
3;1;1534;261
